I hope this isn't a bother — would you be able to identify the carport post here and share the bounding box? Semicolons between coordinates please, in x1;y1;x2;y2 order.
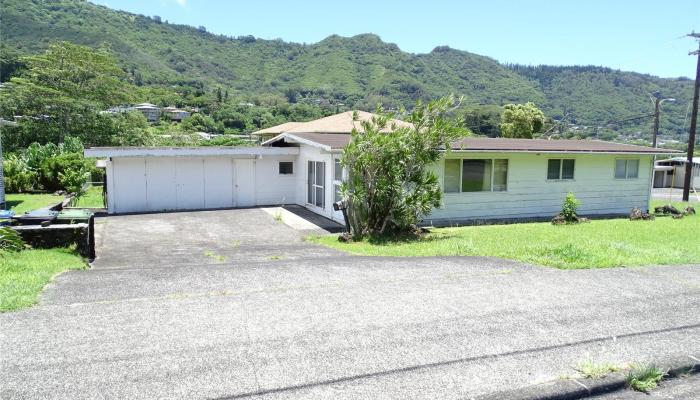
88;215;96;260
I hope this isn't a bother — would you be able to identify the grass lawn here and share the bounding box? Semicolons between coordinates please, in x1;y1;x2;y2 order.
69;186;105;208
0;248;86;312
310;212;699;269
5;192;64;214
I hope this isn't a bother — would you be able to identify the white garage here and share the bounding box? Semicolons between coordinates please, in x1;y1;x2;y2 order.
85;147;299;214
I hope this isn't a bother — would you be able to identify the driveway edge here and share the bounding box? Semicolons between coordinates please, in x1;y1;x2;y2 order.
474;354;699;400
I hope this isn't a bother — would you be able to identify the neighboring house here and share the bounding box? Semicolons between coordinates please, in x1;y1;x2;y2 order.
0;118;19;208
653;157;699;189
85;111;679;225
133;103;161;122
251;122;305;142
163;107;191;122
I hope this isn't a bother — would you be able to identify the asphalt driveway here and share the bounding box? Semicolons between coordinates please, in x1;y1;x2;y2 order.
1;209;699;399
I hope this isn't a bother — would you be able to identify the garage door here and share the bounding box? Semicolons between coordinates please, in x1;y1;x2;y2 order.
112;157;238;213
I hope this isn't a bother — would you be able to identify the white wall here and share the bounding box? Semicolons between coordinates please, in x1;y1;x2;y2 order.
294;145;342;222
106;155;297;214
254;156;298;206
426;152;653;224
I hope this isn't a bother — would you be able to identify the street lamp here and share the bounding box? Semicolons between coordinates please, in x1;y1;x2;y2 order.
649;92;676;148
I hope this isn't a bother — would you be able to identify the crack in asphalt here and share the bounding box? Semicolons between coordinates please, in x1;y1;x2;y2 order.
210;323;700;399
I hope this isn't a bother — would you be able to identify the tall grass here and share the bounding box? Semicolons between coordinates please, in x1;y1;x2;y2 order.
311;216;699;269
0;248;86;312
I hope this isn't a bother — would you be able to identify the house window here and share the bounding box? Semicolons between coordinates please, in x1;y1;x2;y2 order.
444;159;461;193
333;158;343;203
547;159;575;180
278;161;294;175
615;159;639;179
444;159;508;193
307;161;325;208
334;159;343;181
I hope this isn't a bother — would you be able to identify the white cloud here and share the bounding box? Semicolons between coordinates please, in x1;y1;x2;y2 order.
173;0;186;6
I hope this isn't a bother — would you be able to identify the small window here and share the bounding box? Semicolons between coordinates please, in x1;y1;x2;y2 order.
547;159;575;180
333;158;343;181
279;161;294;175
615;159;639;179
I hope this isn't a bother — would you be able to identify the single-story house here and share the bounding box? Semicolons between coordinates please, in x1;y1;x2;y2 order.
85;111;679;224
653;157;699;189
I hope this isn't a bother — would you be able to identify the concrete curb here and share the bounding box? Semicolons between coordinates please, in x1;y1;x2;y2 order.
474;355;699;400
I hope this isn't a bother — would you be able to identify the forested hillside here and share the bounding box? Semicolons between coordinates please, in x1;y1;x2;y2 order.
0;0;695;144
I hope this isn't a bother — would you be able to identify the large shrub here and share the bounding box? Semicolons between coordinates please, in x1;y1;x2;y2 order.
38;153;93;192
3;138;96;194
2;154;36;192
341;96;468;238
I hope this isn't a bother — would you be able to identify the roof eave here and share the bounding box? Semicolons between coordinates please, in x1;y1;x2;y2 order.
262;133;334;152
448;149;680;155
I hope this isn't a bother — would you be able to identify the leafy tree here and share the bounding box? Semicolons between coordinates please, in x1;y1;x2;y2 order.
180;113;219;133
2;42;135;146
341;96;468;238
499;102;546;138
110;111;155;146
0;44;25;81
459;104;502;137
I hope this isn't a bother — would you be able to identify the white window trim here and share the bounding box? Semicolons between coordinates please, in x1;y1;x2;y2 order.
307;161;326;209
546;158;576;181
444;158;509;194
614;158;640;180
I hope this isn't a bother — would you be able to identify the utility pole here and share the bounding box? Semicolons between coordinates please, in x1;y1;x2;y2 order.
649;92;675;148
683;33;700;202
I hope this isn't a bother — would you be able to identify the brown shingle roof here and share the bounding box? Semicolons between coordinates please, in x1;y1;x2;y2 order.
450;138;680;153
252;122;305;135
266;133;680;154
284;111;412;134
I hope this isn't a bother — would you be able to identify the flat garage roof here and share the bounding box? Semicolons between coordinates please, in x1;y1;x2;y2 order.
84;146;299;158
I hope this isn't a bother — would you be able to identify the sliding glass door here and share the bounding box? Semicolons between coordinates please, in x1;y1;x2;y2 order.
307;161;325;208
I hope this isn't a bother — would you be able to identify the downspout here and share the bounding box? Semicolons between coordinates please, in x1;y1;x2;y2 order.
647;155;655;212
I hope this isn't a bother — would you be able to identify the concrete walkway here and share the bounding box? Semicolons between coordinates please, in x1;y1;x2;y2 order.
1;209;699;399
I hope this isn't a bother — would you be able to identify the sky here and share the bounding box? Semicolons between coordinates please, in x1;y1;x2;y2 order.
97;0;700;78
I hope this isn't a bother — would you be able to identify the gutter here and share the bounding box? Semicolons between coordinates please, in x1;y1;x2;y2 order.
447;150;682;155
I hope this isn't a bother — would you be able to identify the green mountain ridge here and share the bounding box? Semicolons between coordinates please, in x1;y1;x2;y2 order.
0;0;695;142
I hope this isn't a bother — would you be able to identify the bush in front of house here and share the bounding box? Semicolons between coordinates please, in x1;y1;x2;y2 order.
2;154;36;193
341;95;469;239
2;137;97;195
552;192;587;224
